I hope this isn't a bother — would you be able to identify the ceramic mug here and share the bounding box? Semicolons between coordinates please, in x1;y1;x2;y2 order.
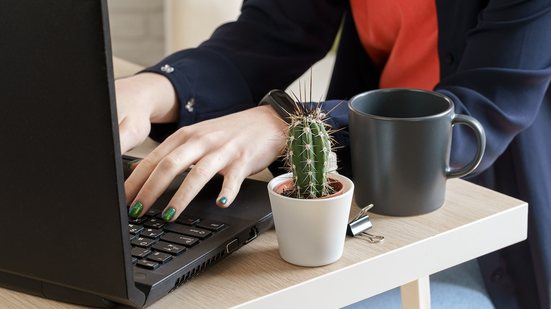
348;88;486;216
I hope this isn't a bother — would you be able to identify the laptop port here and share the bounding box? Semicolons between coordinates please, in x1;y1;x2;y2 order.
245;227;259;244
225;239;239;254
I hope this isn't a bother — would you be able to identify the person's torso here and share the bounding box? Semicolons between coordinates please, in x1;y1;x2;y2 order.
350;0;440;90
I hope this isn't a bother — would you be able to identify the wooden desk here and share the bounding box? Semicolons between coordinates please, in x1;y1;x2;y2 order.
154;179;526;308
0;178;527;308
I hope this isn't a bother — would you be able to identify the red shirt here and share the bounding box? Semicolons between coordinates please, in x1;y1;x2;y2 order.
350;0;440;90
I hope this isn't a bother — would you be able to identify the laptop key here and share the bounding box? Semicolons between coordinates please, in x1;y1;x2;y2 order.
161;233;199;247
175;216;200;226
143;218;165;229
141;228;164;239
131;237;157;248
152;241;186;255
147;252;172;264
128;217;147;225
165;224;211;239
145;208;162;218
131;247;151;258
128;224;143;235
137;259;159;270
197;220;226;231
132;257;138;264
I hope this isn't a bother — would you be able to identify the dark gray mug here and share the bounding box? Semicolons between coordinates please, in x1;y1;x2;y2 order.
348;88;486;216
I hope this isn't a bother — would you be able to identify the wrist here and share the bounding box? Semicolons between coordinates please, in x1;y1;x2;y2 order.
258;104;288;129
116;73;178;123
258;89;298;124
257;105;289;155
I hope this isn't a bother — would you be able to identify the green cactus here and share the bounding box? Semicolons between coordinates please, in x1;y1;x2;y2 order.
261;87;336;199
287;109;333;199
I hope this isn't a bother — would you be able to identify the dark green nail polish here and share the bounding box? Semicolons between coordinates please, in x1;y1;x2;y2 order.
218;196;228;205
129;201;143;218
128;159;141;171
162;207;176;222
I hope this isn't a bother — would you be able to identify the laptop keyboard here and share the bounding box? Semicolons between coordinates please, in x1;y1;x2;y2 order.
128;208;227;270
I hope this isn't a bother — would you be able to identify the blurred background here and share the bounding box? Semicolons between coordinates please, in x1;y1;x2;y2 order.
108;0;334;100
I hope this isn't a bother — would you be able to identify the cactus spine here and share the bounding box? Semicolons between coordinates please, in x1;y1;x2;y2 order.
287;111;332;199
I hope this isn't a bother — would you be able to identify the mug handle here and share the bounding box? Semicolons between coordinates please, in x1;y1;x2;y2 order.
445;114;486;178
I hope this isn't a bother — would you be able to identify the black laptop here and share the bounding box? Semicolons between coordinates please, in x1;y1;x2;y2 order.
0;1;273;307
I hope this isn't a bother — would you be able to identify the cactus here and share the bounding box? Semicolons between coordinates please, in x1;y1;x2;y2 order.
286;106;334;199
261;86;336;199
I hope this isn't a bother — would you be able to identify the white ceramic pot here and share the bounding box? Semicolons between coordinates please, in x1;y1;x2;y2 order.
267;173;354;267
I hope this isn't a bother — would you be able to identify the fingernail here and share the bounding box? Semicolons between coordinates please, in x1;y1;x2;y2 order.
162;207;176;222
128;201;143;218
218;196;228;205
128;159;141;171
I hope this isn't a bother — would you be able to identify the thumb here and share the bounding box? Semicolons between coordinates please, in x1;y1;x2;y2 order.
119;117;150;154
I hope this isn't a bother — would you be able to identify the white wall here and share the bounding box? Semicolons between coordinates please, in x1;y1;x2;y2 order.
164;0;242;53
108;0;165;66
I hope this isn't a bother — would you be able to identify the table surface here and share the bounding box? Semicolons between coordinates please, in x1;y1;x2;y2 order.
0;178;527;308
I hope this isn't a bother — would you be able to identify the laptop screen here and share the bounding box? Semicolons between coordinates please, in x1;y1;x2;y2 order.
0;0;137;303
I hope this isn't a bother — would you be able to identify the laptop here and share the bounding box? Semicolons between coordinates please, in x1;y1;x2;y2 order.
0;1;273;307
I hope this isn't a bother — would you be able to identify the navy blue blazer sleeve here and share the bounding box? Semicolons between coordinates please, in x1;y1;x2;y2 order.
435;1;551;174
142;0;345;141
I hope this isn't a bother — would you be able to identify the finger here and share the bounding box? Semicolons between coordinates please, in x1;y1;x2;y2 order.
125;155;157;203
128;143;205;218
128;159;141;172
161;154;228;222
124;128;192;202
118;117;148;154
216;164;249;208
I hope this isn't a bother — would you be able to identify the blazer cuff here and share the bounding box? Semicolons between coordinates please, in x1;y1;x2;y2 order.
142;48;255;141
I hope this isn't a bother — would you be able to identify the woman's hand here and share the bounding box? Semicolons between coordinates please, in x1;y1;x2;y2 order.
125;105;288;222
116;73;179;153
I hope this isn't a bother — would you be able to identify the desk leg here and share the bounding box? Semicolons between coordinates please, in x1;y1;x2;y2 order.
400;276;431;309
